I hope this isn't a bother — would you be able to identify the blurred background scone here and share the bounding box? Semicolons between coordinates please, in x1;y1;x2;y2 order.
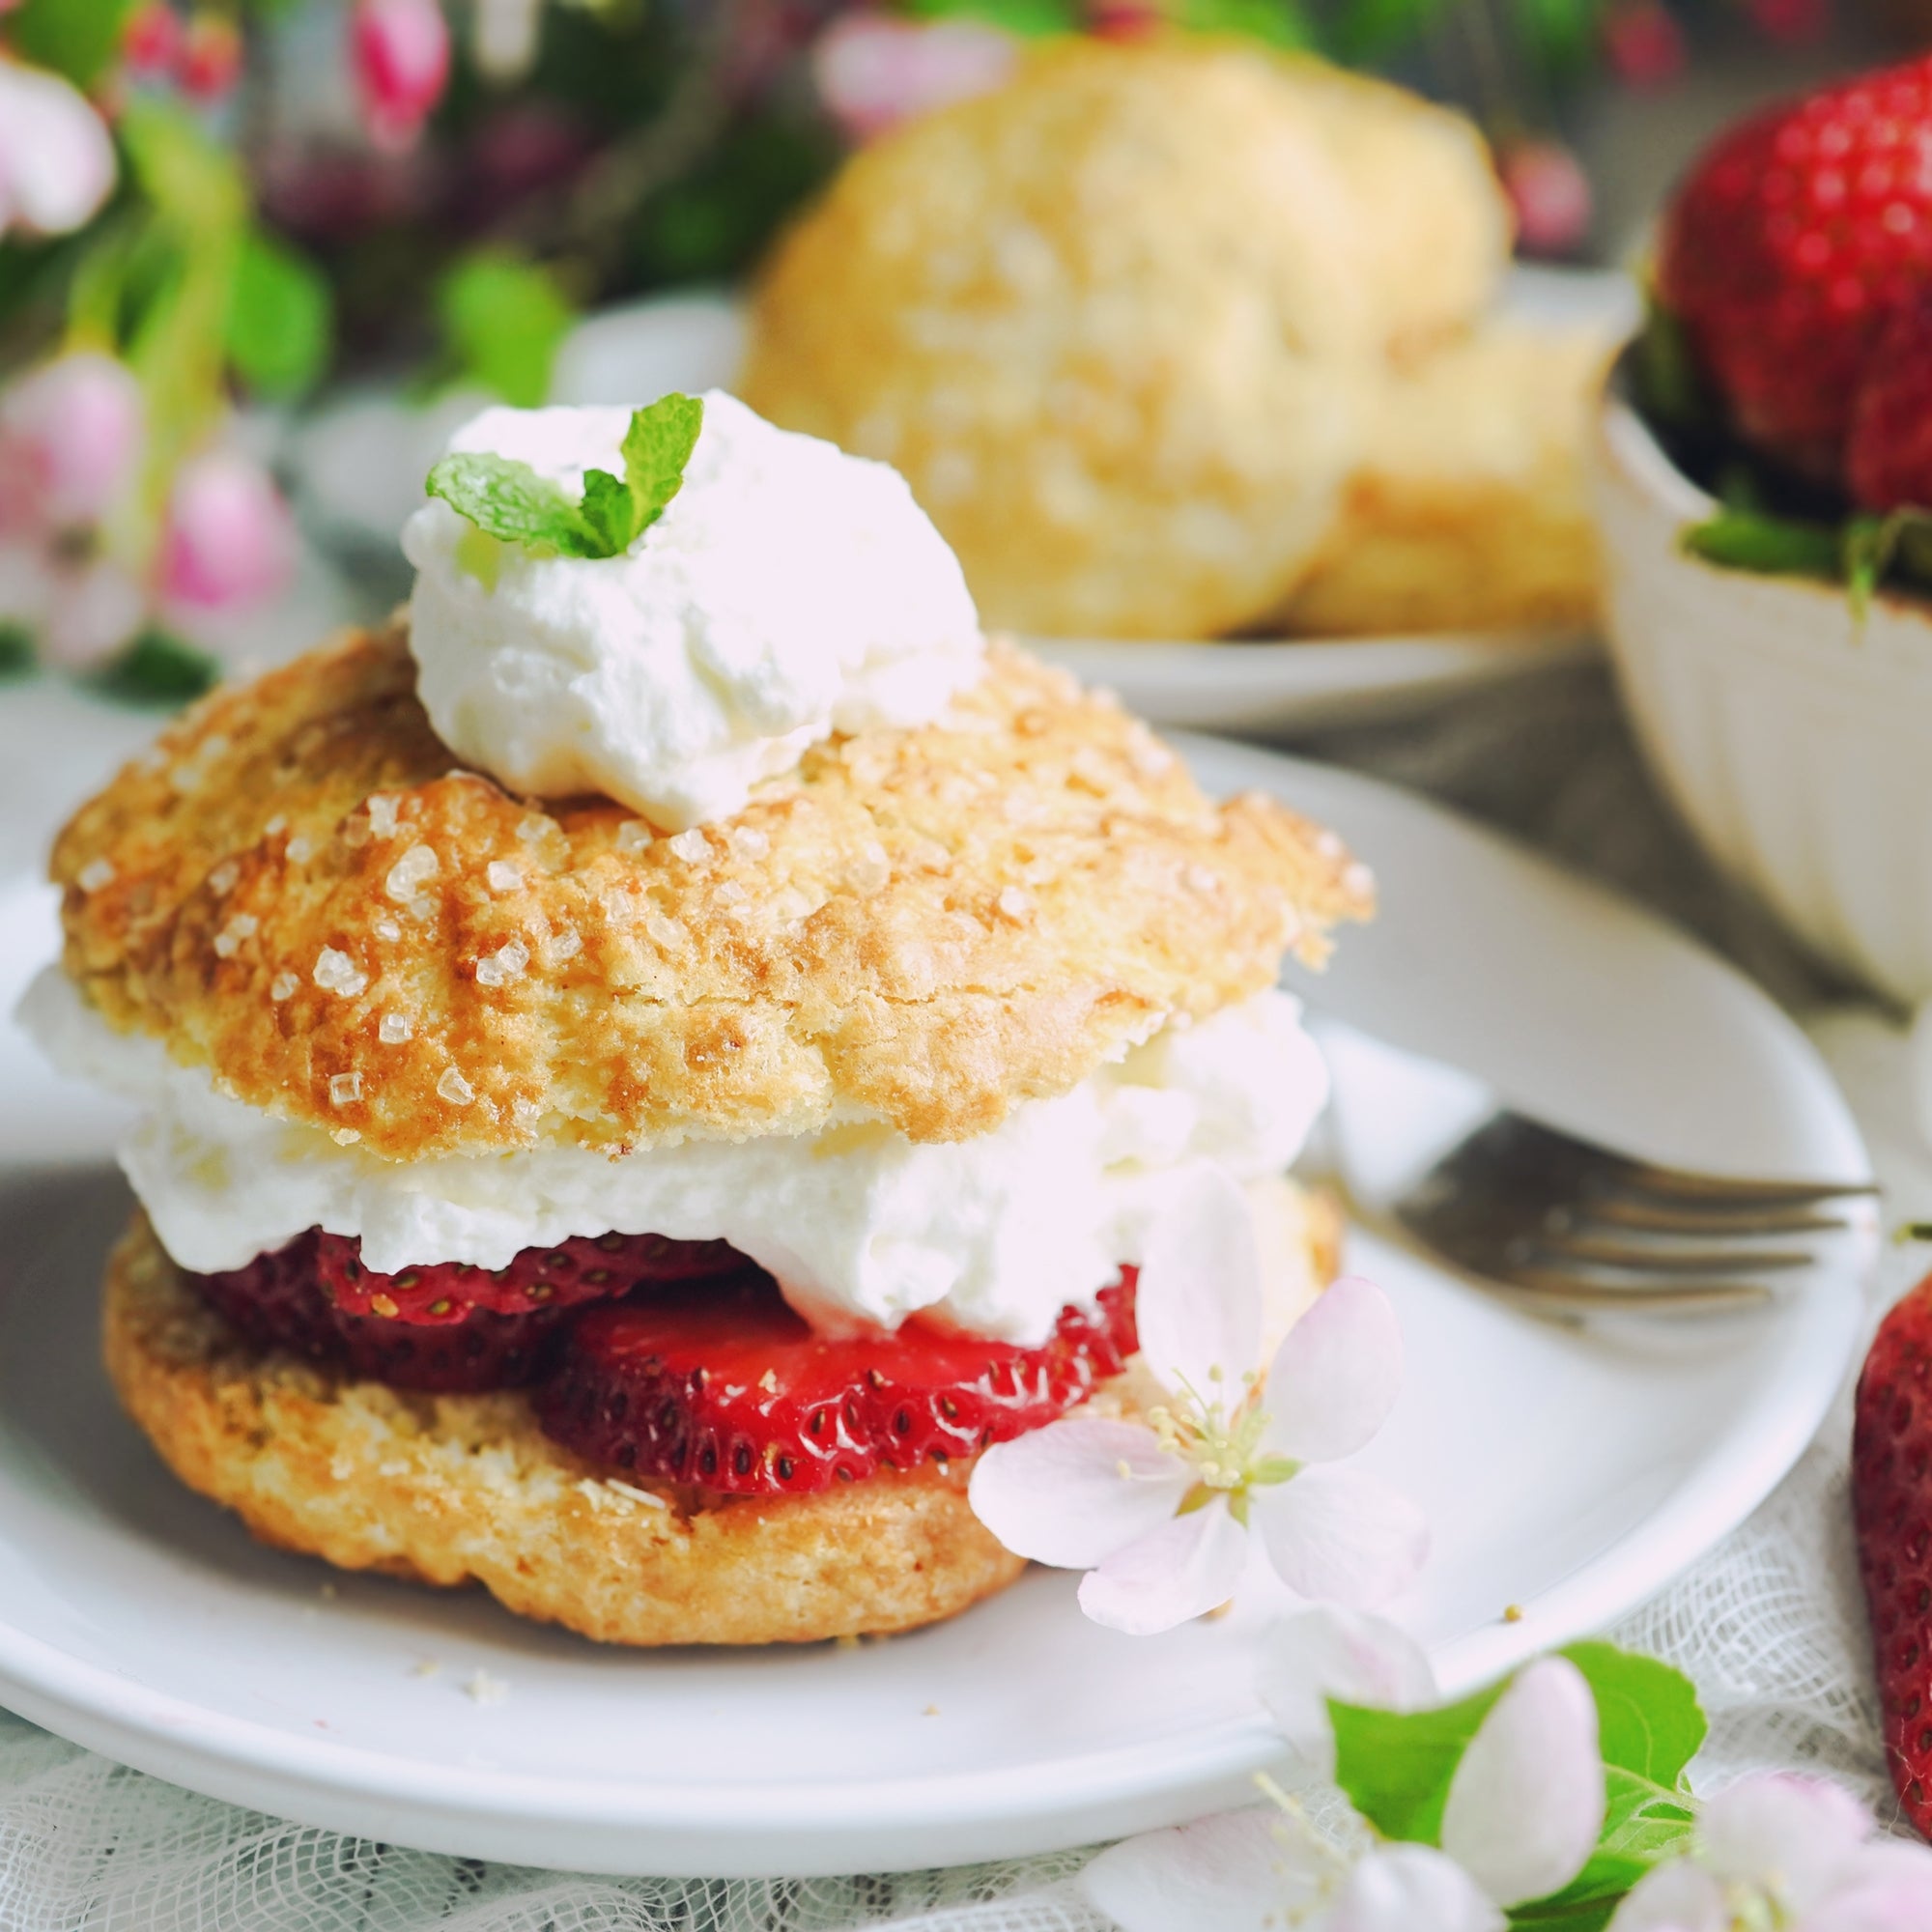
740;37;1510;642
1276;321;1616;639
739;36;1613;645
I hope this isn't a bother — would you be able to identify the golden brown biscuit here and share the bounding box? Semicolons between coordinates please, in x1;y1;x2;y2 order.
1276;321;1615;638
740;38;1509;641
53;620;1370;1164
104;1191;1342;1645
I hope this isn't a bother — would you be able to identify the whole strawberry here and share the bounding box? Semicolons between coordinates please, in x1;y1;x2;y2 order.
1658;55;1932;479
1853;1271;1932;1836
1848;298;1932;513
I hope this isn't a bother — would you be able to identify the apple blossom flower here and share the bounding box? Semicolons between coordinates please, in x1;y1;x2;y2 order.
156;449;295;619
1609;1772;1932;1931
0;59;118;240
0;353;145;534
350;0;451;152
967;1170;1427;1634
811;13;1016;146
1081;1655;1605;1932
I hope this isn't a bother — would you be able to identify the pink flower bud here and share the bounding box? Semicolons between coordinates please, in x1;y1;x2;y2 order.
1498;139;1594;258
350;0;452;153
0;60;118;239
158;451;295;618
811;14;1015;146
0;353;145;532
179;13;244;102
123;4;185;78
1603;1;1687;88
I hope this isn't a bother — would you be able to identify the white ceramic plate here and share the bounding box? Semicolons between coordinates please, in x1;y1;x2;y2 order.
0;739;1871;1879
290;268;1635;733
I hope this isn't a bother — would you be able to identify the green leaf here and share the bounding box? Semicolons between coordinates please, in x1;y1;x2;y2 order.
1509;1771;1697;1928
1683;510;1843;580
88;631;220;708
0;624;36;681
1328;1682;1507;1845
619;391;704;534
1558;1643;1705;1790
424;453;591;554
426;397;703;561
437;252;573;410
1176;0;1318;44
578;469;638;556
118;99;245;232
1329;0;1444;62
7;0;141;87
226;230;333;400
899;0;1082;31
1633;298;1712;435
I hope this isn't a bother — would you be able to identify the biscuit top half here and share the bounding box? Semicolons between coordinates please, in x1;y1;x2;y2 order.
52;621;1370;1163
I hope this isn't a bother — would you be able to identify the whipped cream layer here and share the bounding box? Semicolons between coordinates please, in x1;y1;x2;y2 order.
400;392;985;831
27;972;1326;1345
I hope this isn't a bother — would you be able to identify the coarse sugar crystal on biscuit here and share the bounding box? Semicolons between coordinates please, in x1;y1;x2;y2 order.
52;618;1371;1165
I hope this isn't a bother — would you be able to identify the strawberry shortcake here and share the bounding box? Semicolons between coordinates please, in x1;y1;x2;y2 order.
26;391;1369;1644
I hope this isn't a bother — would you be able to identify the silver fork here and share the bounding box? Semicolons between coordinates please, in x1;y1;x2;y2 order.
1387;1112;1879;1318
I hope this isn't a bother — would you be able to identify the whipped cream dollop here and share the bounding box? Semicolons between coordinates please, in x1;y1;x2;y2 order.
400;391;985;830
27;973;1327;1345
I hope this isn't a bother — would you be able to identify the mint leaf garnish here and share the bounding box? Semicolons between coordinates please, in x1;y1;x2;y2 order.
426;452;593;554
424;393;706;562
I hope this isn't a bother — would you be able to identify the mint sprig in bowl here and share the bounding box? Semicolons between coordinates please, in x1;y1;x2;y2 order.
1590;311;1932;1008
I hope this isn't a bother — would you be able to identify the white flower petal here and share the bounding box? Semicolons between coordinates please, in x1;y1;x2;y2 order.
1250;1463;1430;1608
1806;1845;1932;1932
1078;1499;1249;1635
1135;1164;1263;1403
968;1419;1192;1569
0;65;116;237
1254;1605;1437;1778
1327;1844;1505;1932
1605;1859;1729;1932
1441;1657;1604;1909
1078;1804;1331;1932
1699;1774;1871;1907
1260;1275;1404;1464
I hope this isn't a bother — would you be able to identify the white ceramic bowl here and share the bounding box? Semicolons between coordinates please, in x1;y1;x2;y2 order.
1592;392;1932;1008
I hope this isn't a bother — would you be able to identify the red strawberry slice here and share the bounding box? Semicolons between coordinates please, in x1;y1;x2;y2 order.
312;1230;744;1326
1658;54;1932;477
1848;297;1932;514
1853;1268;1932;1836
537;1269;1140;1494
190;1232;582;1391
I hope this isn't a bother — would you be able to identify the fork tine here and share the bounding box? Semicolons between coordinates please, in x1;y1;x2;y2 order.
1522;1232;1818;1277
1481;1269;1774;1316
1584;1161;1877;1209
1560;1196;1849;1237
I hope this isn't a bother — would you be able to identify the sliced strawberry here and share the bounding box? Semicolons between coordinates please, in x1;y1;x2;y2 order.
190;1232;578;1391
313;1229;744;1326
536;1268;1139;1494
1853;1268;1932;1837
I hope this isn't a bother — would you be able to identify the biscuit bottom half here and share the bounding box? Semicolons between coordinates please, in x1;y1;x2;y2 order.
102;1197;1339;1647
